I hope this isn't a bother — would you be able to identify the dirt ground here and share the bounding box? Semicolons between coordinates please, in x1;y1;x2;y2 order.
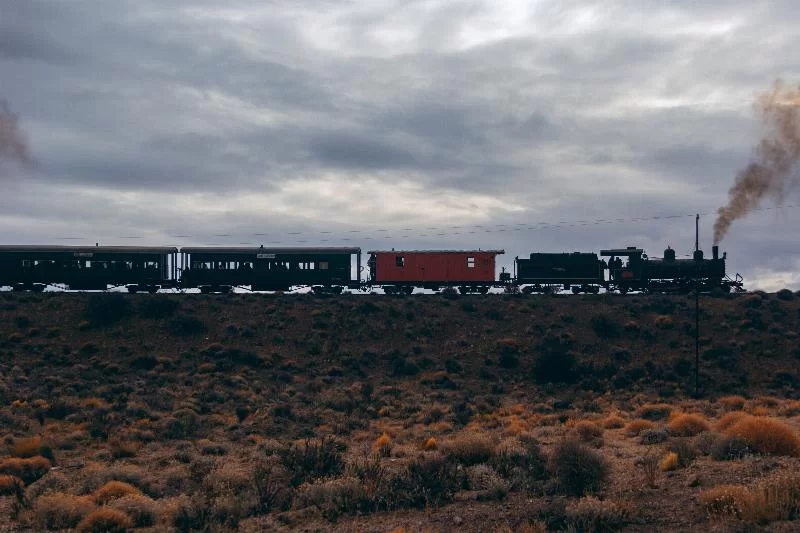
0;290;798;532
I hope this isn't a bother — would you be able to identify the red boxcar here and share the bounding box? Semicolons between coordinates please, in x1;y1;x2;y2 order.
368;250;503;292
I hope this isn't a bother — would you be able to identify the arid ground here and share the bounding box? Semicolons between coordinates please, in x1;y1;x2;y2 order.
0;290;799;532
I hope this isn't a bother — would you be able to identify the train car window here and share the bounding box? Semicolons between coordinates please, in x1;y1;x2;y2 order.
396;256;405;268
320;261;329;270
309;262;315;270
467;257;476;268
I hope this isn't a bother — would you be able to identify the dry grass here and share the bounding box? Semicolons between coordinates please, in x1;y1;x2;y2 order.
699;484;750;519
12;435;53;461
423;437;437;451
699;474;800;524
441;431;495;466
0;474;22;495
92;481;143;504
717;395;747;411
625;419;656;436
571;420;603;442
724;416;800;456
108;494;159;528
601;414;626;429
76;508;133;533
716;411;749;432
667;413;710;437
372;432;392;457
33;493;96;530
659;452;678;472
0;456;51;485
636;403;672;421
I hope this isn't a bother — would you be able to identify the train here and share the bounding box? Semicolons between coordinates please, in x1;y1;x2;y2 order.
0;241;744;294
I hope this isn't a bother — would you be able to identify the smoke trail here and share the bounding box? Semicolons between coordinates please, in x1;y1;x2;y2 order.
0;99;31;171
714;80;800;244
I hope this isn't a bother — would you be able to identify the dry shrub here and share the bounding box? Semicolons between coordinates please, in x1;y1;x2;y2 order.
92;481;142;504
296;476;369;520
571;421;603;442
625;419;655;437
108;440;139;459
667;414;710;437
565;496;629;531
745;473;800;523
108;494;159;527
635;452;660;487
549;440;609;496
700;484;750;519
466;464;509;500
602;414;626;429
637;404;672;421
659;452;678;472
654;315;674;329
716;411;749;432
0;456;51;485
423;437;437;451
441;430;495;466
372;432;392;457
724;416;800;456
76;508;133;533
12;436;55;463
718;395;747;411
750;406;770;417
33;493;96;530
203;461;258;525
0;474;23;495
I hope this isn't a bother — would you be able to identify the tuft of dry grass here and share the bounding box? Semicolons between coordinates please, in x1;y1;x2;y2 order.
601;414;626;429
718;395;747;411
12;436;54;463
92;481;143;504
0;456;51;485
659;452;678;472
699;484;750;519
724;416;800;456
108;494;159;528
782;401;800;417
423;437;437;451
441;430;495;466
571;421;603;442
636;404;672;421
0;474;23;495
76;508;133;533
699;474;800;524
625;419;656;437
33;493;96;530
372;432;392;457
667;414;710;437
716;411;749;432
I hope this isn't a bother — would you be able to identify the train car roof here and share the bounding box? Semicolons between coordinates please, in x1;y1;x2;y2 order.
368;249;505;254
0;245;178;254
181;247;361;254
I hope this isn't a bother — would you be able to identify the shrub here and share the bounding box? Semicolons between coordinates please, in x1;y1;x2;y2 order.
699;484;750;519
372;433;392;457
776;288;795;301
76;508;133;533
85;294;132;326
280;437;346;487
532;349;577;384
423;437;438;451
549;440;609;496
718;395;747;410
700;475;800;524
466;464;509;501
565;496;629;532
93;481;142;504
666;439;697;467
636;403;672;421
0;474;22;495
0;456;51;485
667;414;710;437
625;419;655;437
390;454;461;508
635;453;660;487
12;435;55;464
711;435;751;460
591;314;620;339
168;314;207;336
654;315;674;329
639;428;669;445
253;460;292;514
441;431;495;466
138;297;181;319
724;416;800;456
490;435;548;493
571;421;603;442
33;493;95;530
692;432;719;456
108;494;158;527
296;476;370;521
716;411;749;432
602;415;626;429
659;452;678;472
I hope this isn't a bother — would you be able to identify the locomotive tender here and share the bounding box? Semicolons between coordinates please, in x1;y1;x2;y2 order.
0;242;742;294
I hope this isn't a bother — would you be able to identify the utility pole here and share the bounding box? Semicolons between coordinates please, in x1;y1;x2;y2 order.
695;214;700;397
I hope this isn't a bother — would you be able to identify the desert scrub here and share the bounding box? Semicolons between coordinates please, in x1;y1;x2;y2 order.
280;436;346;487
466;464;509;501
699;484;750;519
490;436;548;493
565;496;630;532
76;508;133;533
571;420;603;442
625;419;655;437
84;293;132;326
723;416;800;456
32;493;95;530
0;474;23;495
667;414;710;436
718;395;747;411
636;403;672;421
92;481;142;504
0;456;51;485
549;439;609;496
440;430;495;466
12;435;55;463
108;494;158;527
389;453;461;508
601;414;626;429
716;411;749;432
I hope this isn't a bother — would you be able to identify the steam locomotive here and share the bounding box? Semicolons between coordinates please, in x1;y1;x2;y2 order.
0;241;743;294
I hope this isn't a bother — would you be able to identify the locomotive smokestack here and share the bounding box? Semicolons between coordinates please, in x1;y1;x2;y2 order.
695;214;699;252
712;245;719;260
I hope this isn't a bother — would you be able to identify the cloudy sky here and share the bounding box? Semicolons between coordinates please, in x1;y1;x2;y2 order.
1;0;799;289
